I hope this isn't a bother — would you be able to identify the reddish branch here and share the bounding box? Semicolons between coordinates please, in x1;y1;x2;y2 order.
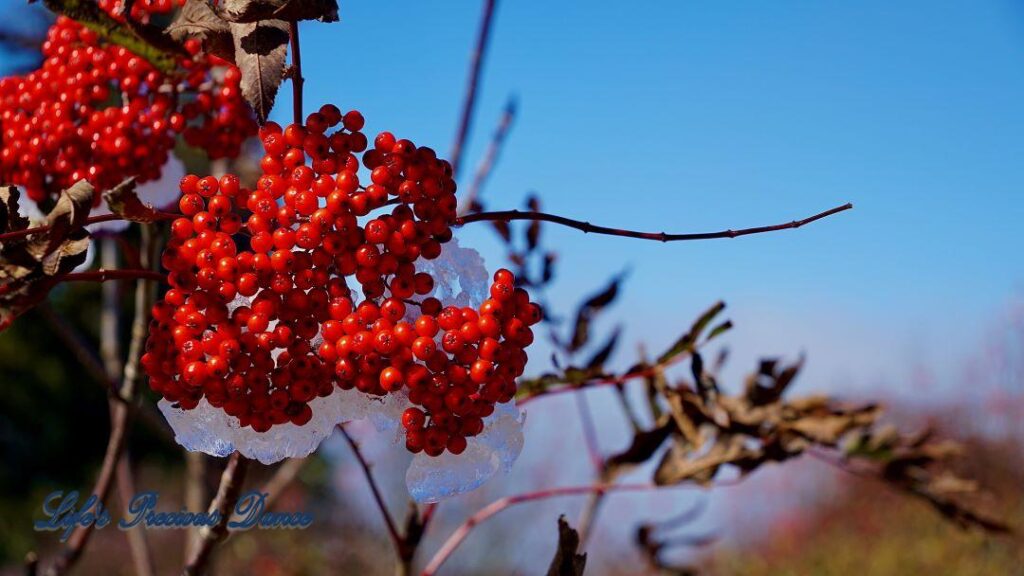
288;20;304;124
183;452;251;576
0;212;177;243
338;424;405;555
421;483;697;575
62;269;166;283
456;202;853;242
449;0;498;178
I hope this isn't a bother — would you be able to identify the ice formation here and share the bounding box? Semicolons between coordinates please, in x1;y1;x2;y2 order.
406;401;526;503
158;237;526;499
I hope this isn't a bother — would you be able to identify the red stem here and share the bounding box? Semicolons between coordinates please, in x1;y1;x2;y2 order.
62;269;165;283
421;483;701;575
456;203;853;242
0;212;176;243
338;424;404;556
450;0;498;178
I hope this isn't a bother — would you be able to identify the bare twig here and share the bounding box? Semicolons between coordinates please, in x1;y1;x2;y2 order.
116;456;156;576
449;0;498;177
574;391;603;473
457;203;853;242
261;458;307;511
35;304;172;440
457;96;516;216
183;452;251;576
183;452;208;559
43;225;157;576
338;425;404;555
421;483;705;575
0;212;176;242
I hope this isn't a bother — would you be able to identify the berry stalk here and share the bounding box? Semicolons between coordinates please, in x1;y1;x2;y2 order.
62;269;166;283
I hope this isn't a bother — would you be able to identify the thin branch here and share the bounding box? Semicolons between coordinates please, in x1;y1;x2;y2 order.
456;202;853;242
0;212;176;243
289;20;304;124
183;452;251;576
457;96;516;216
574;391;603;473
116;456;156;576
62;269;166;283
421;483;695;576
261;458;306;511
449;0;498;178
183;452;207;559
43;225;156;576
338;424;404;555
35;304;173;439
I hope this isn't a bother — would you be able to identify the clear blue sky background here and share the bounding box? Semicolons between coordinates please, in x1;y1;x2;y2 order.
3;2;1022;569
277;0;1024;399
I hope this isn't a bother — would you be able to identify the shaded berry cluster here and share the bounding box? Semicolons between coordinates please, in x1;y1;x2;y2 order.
142;105;540;456
0;12;255;204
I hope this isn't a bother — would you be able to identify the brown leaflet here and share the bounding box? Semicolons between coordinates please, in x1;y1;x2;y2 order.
103;179;163;223
546;516;587;576
0;182;94;330
217;0;339;23
231;20;289;123
167;0;234;61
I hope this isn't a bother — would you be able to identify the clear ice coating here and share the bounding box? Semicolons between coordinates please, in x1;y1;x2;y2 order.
158;233;526;500
159;389;394;465
406;402;526;503
415;237;489;309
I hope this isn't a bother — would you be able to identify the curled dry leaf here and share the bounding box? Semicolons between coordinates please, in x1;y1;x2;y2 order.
0;182;93;330
216;0;339;23
103;179;163;223
546;515;587;576
167;0;234;61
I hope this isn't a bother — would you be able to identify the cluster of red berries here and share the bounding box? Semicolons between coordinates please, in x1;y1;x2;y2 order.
98;0;184;23
141;105;540;456
0;13;255;204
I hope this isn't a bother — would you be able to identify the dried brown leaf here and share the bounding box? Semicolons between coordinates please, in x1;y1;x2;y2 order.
232;20;289;123
103;178;162;223
546;515;587;576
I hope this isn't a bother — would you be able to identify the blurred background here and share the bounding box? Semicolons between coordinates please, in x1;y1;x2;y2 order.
1;1;1022;574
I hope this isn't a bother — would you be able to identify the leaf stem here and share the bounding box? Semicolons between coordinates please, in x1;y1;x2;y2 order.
289;20;304;124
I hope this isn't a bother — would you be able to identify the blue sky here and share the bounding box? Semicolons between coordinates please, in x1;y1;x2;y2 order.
3;0;1021;398
276;0;1024;400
